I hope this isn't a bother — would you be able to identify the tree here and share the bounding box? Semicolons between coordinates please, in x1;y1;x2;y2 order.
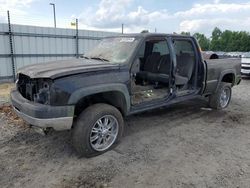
180;31;191;36
183;27;250;52
193;33;210;51
220;30;233;51
212;27;222;40
209;28;250;52
210;27;222;51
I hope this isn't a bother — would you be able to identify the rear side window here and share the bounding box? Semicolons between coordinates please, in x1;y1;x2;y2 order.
152;41;169;55
173;40;195;56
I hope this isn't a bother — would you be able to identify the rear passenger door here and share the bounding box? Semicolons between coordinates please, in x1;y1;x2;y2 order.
172;38;198;89
144;38;172;77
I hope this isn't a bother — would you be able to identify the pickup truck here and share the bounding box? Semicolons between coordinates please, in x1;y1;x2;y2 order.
11;33;241;157
241;52;250;76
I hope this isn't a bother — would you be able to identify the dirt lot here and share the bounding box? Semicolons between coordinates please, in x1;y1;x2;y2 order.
1;79;250;188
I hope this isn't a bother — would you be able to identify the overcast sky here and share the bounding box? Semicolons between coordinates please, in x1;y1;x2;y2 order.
0;0;250;35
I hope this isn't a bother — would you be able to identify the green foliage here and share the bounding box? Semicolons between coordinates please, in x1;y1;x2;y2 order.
191;27;250;52
180;31;191;36
193;33;210;51
210;27;222;51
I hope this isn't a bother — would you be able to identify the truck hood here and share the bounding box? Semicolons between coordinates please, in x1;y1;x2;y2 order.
17;59;120;79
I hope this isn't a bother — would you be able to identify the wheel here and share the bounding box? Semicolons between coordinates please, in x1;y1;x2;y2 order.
209;82;232;110
72;103;124;157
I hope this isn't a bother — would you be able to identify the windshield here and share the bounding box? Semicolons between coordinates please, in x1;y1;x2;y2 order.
85;37;139;64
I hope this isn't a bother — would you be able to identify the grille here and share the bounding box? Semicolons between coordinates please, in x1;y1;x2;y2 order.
241;66;250;70
17;74;38;101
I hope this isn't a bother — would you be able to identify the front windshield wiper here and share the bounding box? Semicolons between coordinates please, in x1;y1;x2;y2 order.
90;57;109;62
80;55;89;59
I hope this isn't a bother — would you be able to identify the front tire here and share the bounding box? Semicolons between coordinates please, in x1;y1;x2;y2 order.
209;82;232;110
72;103;124;157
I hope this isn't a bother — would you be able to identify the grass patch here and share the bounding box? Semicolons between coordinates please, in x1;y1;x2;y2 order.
0;83;14;103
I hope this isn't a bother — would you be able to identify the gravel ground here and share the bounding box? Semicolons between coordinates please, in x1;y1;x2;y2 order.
1;79;250;188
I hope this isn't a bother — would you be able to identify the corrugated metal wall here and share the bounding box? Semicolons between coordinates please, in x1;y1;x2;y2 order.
0;24;11;80
0;23;117;81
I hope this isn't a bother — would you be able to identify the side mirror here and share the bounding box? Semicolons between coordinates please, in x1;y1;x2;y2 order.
131;58;140;74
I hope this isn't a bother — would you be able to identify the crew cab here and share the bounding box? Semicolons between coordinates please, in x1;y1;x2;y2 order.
11;33;241;157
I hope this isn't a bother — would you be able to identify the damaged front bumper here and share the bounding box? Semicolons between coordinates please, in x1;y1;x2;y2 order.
10;89;74;131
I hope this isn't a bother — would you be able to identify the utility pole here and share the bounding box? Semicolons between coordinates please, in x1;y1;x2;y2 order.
49;3;56;28
122;23;124;34
76;19;79;58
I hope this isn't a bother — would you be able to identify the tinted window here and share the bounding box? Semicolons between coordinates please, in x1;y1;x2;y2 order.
152;41;169;55
173;40;195;56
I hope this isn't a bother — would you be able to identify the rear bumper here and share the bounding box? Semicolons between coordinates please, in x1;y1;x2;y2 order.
10;89;74;131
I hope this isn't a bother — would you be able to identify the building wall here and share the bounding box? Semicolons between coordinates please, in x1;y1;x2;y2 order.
0;23;117;81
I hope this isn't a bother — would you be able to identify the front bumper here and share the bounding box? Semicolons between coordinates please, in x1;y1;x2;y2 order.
241;63;250;75
10;89;74;131
241;69;250;76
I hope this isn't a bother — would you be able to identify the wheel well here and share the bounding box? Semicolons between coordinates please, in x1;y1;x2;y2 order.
74;91;127;117
221;73;235;84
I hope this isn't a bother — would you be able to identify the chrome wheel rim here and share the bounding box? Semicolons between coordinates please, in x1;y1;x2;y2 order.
90;115;119;151
220;88;230;108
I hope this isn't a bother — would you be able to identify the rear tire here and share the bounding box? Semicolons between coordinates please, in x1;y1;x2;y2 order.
209;82;232;110
72;103;124;157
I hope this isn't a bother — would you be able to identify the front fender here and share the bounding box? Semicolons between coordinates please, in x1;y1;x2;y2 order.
68;83;131;113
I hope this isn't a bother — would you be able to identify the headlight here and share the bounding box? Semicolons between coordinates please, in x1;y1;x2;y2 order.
34;80;51;104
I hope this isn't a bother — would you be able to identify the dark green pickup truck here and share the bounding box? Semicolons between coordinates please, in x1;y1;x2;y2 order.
11;33;241;157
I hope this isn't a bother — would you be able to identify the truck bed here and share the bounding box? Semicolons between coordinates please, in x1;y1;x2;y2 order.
204;58;241;95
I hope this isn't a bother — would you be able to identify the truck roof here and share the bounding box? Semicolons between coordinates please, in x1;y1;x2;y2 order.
112;33;194;39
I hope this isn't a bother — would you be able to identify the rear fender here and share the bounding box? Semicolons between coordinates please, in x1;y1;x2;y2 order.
215;69;236;92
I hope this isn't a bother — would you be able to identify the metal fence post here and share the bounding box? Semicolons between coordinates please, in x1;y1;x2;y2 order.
7;10;16;81
76;18;79;58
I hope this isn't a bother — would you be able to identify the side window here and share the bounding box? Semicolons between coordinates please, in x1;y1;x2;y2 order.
173;39;196;80
173;40;195;57
152;41;169;55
